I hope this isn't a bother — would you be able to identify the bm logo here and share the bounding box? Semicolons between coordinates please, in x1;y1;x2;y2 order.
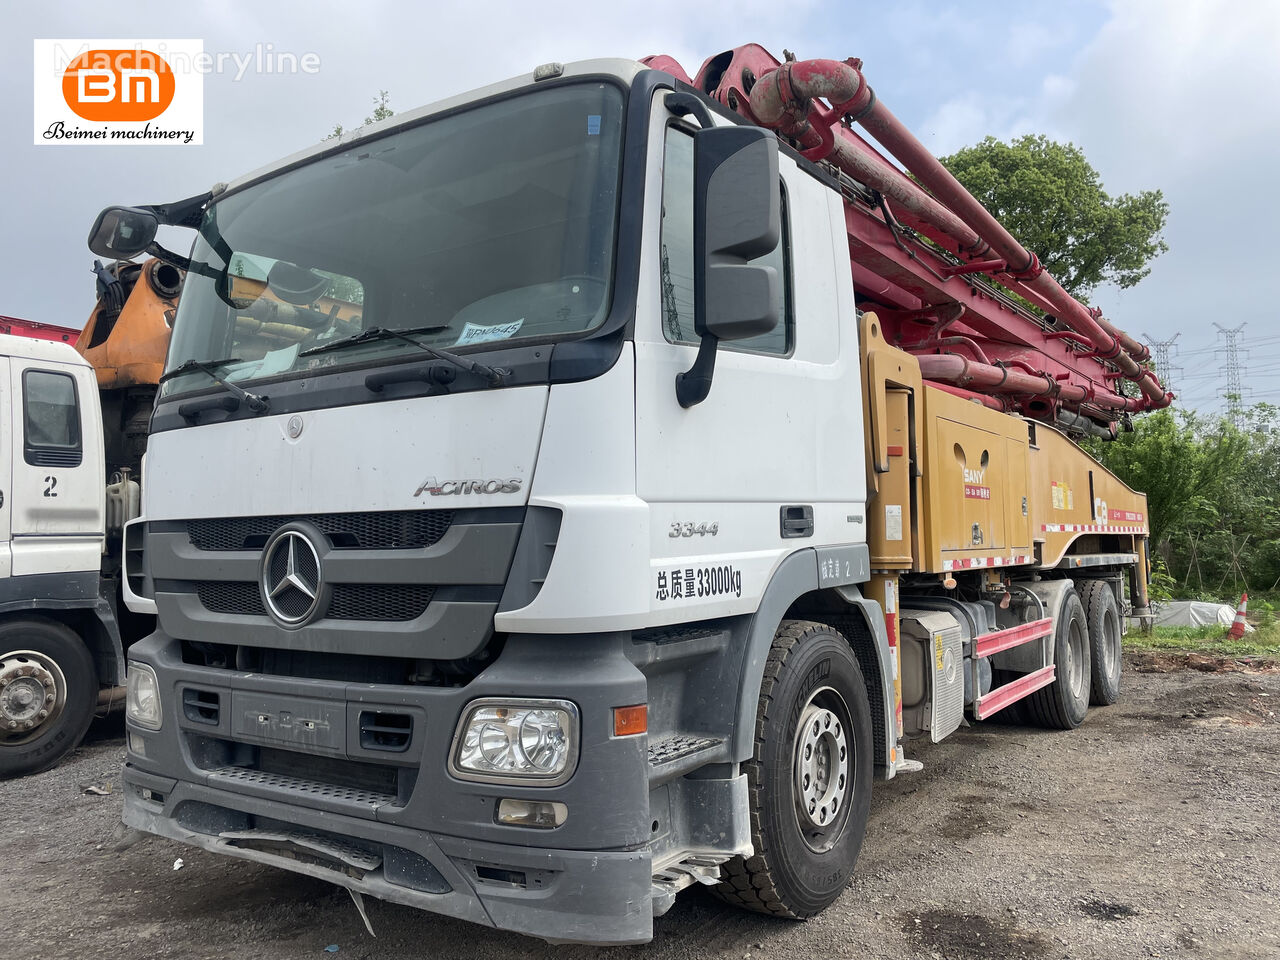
62;49;175;122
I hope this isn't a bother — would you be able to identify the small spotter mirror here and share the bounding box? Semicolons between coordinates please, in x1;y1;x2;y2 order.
87;206;159;260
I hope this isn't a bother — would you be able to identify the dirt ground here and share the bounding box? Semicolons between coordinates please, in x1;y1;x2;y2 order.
8;654;1280;960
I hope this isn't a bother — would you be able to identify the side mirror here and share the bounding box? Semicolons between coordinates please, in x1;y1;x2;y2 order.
87;206;159;260
676;125;781;408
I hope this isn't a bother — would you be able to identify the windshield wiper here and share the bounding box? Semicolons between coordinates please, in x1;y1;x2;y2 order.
299;325;510;385
160;357;270;413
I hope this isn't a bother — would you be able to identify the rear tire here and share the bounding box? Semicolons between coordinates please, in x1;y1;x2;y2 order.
714;620;873;918
1080;580;1122;705
1024;591;1091;730
0;618;97;778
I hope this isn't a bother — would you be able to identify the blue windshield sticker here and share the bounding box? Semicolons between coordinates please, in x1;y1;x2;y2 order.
587;114;601;135
456;318;524;346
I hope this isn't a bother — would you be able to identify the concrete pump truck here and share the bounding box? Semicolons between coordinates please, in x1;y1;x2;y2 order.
93;45;1160;943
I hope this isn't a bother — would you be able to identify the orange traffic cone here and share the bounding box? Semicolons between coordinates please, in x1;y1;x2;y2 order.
1228;592;1249;639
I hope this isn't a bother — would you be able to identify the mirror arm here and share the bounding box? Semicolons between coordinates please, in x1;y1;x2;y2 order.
144;241;192;272
669;91;721;408
144;190;213;229
666;91;715;130
675;334;720;408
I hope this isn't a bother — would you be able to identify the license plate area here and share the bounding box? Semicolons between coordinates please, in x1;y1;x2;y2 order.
230;692;346;755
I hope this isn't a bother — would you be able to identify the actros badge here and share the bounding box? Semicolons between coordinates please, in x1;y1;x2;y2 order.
414;477;522;497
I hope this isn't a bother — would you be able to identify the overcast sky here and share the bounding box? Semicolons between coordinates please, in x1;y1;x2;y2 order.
4;0;1277;414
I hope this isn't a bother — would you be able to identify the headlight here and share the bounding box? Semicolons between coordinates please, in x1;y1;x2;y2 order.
450;699;578;785
126;663;162;730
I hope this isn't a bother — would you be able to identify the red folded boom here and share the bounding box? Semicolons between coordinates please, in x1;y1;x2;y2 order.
643;45;1171;431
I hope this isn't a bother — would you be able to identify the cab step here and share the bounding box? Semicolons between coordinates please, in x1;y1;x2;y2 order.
646;735;726;785
973;665;1056;720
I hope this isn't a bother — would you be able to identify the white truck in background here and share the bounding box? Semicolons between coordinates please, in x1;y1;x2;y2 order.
0;335;140;775
0;256;174;776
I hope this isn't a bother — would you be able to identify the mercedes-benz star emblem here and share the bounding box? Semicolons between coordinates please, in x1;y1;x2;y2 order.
260;528;324;626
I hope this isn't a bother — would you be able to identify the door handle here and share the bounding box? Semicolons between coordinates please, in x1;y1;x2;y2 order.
780;505;814;539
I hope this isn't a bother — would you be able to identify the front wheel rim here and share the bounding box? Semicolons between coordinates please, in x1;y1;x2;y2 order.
792;685;854;853
0;650;68;745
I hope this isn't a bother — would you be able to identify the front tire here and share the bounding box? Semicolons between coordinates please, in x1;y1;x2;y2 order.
0;618;97;778
715;620;873;918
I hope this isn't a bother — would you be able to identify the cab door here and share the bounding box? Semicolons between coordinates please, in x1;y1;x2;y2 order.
633;95;866;623
0;357;11;579
9;358;104;576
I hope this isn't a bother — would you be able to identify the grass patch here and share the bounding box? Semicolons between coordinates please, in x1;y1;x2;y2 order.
1125;623;1280;659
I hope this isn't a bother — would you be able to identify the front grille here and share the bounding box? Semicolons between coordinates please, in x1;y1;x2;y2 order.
195;580;433;622
187;511;454;551
196;581;266;616
329;584;435;622
359;710;413;752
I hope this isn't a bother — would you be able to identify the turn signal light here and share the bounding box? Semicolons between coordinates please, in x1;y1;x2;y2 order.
613;704;647;736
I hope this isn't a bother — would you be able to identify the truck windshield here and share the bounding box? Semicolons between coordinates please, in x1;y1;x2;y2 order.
161;82;624;397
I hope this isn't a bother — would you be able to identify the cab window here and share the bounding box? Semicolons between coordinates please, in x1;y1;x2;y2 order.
23;370;82;467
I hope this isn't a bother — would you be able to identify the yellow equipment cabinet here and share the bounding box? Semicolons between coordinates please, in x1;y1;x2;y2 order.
919;387;1034;574
862;313;1148;578
1029;422;1150;569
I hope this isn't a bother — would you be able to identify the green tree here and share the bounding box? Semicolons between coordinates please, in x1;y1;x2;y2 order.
324;90;394;141
1089;404;1280;598
940;135;1169;297
1089;408;1244;557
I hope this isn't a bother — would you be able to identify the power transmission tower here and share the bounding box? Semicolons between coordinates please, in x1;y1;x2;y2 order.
1214;322;1248;426
1143;332;1181;396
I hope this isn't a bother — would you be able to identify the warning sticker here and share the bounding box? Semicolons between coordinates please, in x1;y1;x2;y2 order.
1051;481;1072;511
885;504;903;541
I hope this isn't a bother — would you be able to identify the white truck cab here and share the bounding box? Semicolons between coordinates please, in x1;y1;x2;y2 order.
0;334;132;776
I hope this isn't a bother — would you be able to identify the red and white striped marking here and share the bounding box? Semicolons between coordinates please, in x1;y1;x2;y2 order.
1041;523;1147;534
974;617;1053;658
942;554;1035;571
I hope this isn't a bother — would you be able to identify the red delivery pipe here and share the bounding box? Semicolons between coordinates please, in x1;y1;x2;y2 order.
917;354;1144;412
747;61;994;258
855;100;1167;405
927;380;1008;411
742;56;1169;409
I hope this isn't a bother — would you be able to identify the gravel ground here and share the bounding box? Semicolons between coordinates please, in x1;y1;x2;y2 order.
7;654;1279;960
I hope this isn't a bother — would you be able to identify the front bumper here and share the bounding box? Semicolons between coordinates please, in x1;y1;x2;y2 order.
123;629;656;943
122;765;653;944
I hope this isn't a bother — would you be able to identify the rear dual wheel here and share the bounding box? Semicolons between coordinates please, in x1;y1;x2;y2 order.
1024;591;1091;729
1079;580;1123;705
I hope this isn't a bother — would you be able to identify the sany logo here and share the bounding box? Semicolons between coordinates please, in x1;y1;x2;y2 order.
413;477;523;497
963;468;985;485
62;48;175;122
